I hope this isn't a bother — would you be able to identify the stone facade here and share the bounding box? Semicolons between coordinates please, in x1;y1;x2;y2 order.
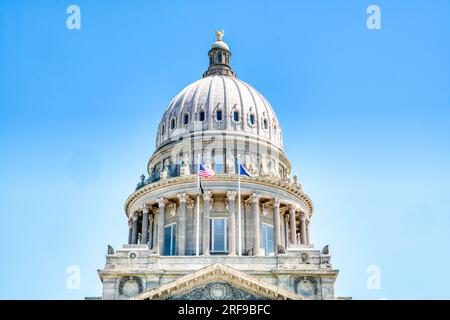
97;31;342;300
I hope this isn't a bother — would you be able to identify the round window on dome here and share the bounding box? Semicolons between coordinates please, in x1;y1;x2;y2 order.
170;118;176;130
233;111;240;122
183;113;190;126
249;113;256;126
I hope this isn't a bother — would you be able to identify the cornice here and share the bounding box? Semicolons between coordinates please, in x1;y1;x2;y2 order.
124;174;313;218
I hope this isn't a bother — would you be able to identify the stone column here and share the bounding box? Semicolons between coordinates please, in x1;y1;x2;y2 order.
288;204;297;245
148;214;154;249
202;191;213;255
177;193;187;255
131;212;139;245
226;191;237;255
128;218;133;244
306;219;310;245
273;198;281;256
284;214;289;248
300;212;307;245
156;198;166;255
251;193;261;256
141;204;150;246
152;209;159;251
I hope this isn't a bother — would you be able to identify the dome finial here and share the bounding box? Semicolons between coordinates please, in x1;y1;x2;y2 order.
215;29;224;41
203;31;236;78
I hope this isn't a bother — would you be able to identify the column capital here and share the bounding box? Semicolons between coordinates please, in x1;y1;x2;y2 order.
177;193;187;203
141;203;151;214
128;219;134;228
202;191;213;202
273;197;280;208
156;198;166;208
244;193;261;206
300;211;308;221
287;203;298;213
250;193;260;204
226;191;237;201
132;211;139;221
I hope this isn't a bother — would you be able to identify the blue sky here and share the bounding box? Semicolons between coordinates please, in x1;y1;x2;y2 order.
0;0;449;299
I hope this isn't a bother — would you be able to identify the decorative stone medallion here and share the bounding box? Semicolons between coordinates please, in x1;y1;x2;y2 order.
119;276;143;297
296;279;314;299
209;283;227;299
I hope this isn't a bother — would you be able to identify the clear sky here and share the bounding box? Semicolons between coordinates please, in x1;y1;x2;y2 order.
1;0;449;299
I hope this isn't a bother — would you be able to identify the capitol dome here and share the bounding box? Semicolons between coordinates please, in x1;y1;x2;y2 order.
146;31;291;183
157;75;283;149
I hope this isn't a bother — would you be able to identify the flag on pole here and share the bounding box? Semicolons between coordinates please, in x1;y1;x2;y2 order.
239;164;254;177
199;164;215;178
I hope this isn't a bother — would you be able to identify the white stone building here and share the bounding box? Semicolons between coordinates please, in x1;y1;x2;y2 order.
98;31;341;300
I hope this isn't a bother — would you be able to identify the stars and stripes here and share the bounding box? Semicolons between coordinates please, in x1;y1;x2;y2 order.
199;163;215;178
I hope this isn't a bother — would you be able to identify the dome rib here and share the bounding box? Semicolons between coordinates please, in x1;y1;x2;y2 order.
229;76;245;132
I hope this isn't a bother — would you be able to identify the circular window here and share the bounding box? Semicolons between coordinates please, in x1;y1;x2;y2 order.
183;113;190;125
170;118;176;130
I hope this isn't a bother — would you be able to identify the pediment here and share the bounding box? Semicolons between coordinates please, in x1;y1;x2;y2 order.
131;263;302;300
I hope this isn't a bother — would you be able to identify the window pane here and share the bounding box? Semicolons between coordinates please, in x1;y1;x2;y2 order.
214;219;224;233
249;114;255;125
215;234;225;251
261;224;274;256
216;110;222;121
199;111;205;121
212;219;226;251
164;226;171;256
172;224;177;255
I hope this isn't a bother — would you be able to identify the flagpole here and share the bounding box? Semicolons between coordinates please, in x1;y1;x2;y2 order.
237;154;242;256
196;153;200;256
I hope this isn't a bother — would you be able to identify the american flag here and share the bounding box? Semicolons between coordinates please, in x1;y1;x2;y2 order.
199;163;215;178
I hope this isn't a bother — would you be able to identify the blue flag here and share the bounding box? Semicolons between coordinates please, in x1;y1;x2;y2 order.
239;164;254;177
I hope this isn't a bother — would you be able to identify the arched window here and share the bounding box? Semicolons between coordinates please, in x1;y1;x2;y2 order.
161;123;165;136
249;113;256;126
233;111;240;122
170;118;176;130
216;110;223;122
183;113;190;125
218;51;222;63
199;110;205;122
263;118;268;130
